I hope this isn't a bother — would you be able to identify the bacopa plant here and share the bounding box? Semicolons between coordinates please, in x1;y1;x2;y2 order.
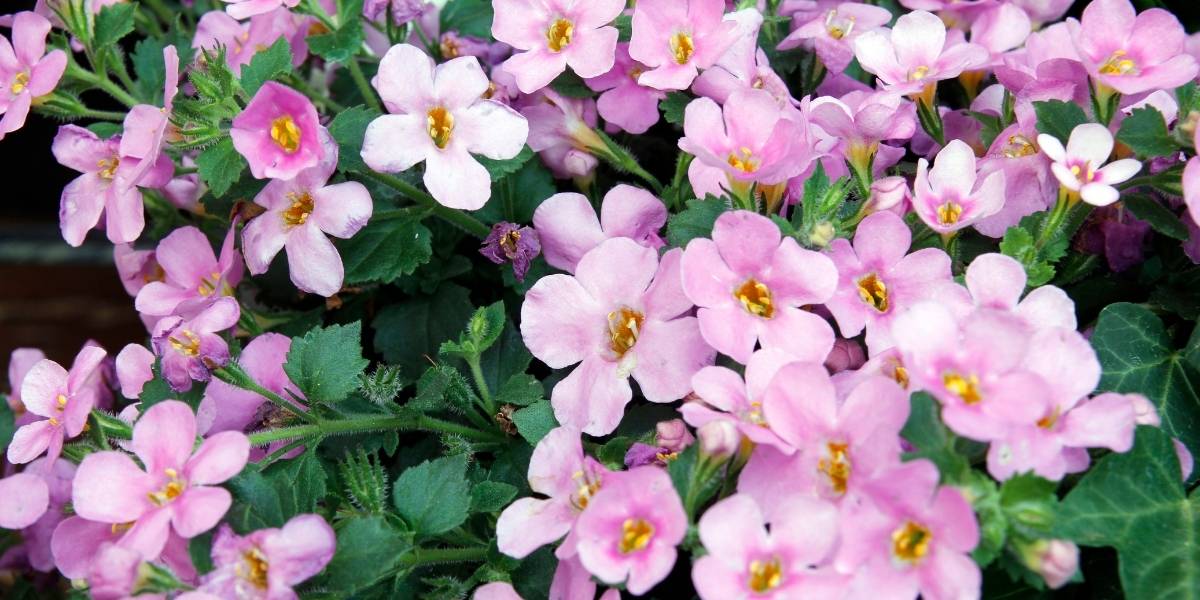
1;0;1199;598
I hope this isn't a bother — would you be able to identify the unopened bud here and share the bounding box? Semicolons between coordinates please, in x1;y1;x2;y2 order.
656;419;694;454
808;221;836;248
697;420;740;461
865;176;910;213
1019;539;1078;589
824;338;866;374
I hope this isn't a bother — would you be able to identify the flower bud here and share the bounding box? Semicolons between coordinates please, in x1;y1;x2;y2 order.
808;221;837;248
697;420;740;461
1019;539;1078;589
865;176;910;213
824;338;866;374
87;543;141;600
656;419;694;454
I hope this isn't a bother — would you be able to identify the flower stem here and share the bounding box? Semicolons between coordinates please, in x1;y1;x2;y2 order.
465;354;495;417
595;131;664;193
66;62;139;108
363;171;491;238
247;414;505;446
346;59;383;114
213;365;318;424
399;546;488;569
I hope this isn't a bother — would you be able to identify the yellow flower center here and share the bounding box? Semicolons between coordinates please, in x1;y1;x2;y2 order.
197;271;223;297
891;521;932;564
110;522;134;535
282;191;315;227
817;441;852;496
569;469;602;511
607;307;646;358
56;394;68;411
745;400;767;427
1099;49;1138;76
238;547;270;589
628;66;645;82
619;518;655;554
1037;406;1061;430
427;106;454;149
270;115;302;154
748;556;784;593
500;229;522;258
734;278;774;319
1002;134;1037;158
943;372;981;405
441;35;461;58
727;147;760;174
936;202;963;225
10;71;30;95
169;329;202;357
97;156;120;180
147;468;187;506
856;273;889;312
908;65;931;82
892;364;910;389
824;9;856;40
1069;162;1097;185
670;32;695;65
546;18;575;52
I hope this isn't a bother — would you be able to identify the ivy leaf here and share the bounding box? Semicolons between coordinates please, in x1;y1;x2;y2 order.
239;37;293;96
284;322;370;405
321;516;412;593
512;400;557;445
1117;106;1178;158
1056;427;1199;600
470;481;518;513
1033;100;1088;144
196;138;246;199
327;105;380;173
393;454;471;536
661;92;690;126
338;214;433;285
94;2;136;47
667;195;731;247
1123;194;1189;241
478;145;534;181
900;392;971;483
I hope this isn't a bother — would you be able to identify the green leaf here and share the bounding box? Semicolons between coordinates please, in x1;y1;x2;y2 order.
226;449;328;531
412;364;478;414
613;14;632;41
131;38;167;104
284;322;370;405
322;516;412;592
1033;100;1088;144
94;2;136;47
469;302;506;354
327;105;381;173
999;474;1059;539
511;400;557;445
1056;427;1198;600
999;225;1056;287
308;0;365;63
338;215;433;285
1124;194;1189;240
477;322;534;393
441;0;494;39
478;146;534;181
470;481;518;513
188;532;215;576
967;110;1004;149
1117;106;1178;158
373;284;475;378
494;373;543;407
474;158;556;224
667;195;730;247
239;37;293;96
196;138;247;199
0;396;13;452
549;70;594;98
900;392;971;482
393;454;471;535
1091;303;1200;458
87;122;124;139
661;92;690;126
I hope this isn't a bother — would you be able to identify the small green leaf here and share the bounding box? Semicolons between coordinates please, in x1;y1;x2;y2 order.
94;2;136;47
393;454;471;535
322;516;412;592
900;392;971;483
0;395;14;452
614;14;632;41
188;532;215;576
999;473;1059;538
87;122;124;139
470;481;519;513
549;71;594;98
308;0;365;63
512;400;557;445
131;38;167;104
667;195;731;247
284;322;370;405
494;374;543;407
967;110;1004;149
1117;106;1178;158
1033;100;1089;144
661;92;690;126
440;0;494;39
327;105;380;173
338;215;433;285
478;146;535;181
196;138;247;199
239;37;293;96
226;449;328;531
1124;194;1189;240
999;225;1056;287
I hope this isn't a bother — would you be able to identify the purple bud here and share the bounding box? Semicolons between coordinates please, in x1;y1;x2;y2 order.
624;443;664;468
480;222;541;282
655;419;694;454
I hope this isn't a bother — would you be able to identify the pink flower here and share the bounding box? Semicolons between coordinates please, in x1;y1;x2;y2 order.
1025;539;1079;589
474;582;523;600
680;348;797;451
809;91;917;177
693;494;847;600
942;253;1076;331
50;513;197;581
1037;123;1141;207
824;211;952;354
194;9;310;76
151;297;240;392
221;0;300;20
912;139;1005;234
198;333;304;440
492;0;624;94
521;88;602;179
7;347;45;426
0;472;49;529
853;10;988;97
115;344;155;400
836;460;980;600
680;211;838;364
87;543;143;600
0;12;67;140
231;82;325;181
114;243;161;298
243;130;372;297
362;44;528;210
532;184;667;273
521;239;713;435
6;344;106;465
135;225;244;318
779;2;893;74
198;514;335;599
628;0;741;91
11;458;75;571
1068;0;1198;95
585;43;666;135
496;427;610;559
968;4;1031;70
692;9;791;108
574;466;687;595
53;125;173;247
72;401;249;561
974;123;1056;238
120;46;180;192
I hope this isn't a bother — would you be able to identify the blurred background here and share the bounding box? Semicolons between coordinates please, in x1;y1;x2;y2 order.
0;0;1197;369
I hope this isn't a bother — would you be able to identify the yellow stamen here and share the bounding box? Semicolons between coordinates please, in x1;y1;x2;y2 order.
427;106;454;149
499;229;522;258
10;71;30;95
936;202;963;225
727;147;760;174
943;372;981;405
110;522;134;535
734;279;774;319
1002;134;1037;158
270;115;302;154
619;518;655;554
169;330;202;357
48;416;60;426
607;307;646;358
147;469;187;507
546;18;575;52
238;547;270;589
1098;49;1137;76
908;65;931;82
97;157;120;180
745;401;767;427
817;441;852;495
569;469;602;511
892;364;910;390
748;556;784;593
856;274;889;312
1037;406;1061;430
824;9;856;40
891;521;932;564
282;191;315;227
441;35;462;58
670;32;695;65
55;394;68;411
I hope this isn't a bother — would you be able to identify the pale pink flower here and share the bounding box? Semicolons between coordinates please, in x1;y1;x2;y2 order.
243;130;372;297
222;0;300;20
968;4;1031;69
231;82;324;181
0;472;49;529
853;10;989;96
532;184;666;273
680;211;838;364
628;0;742;91
809;91;917;176
520;88;602;179
521;239;713;435
912;139;1005;234
151;297;240;392
574;466;687;595
6;345;106;466
692;9;791;107
197;333;305;445
1012;0;1073;25
492;0;624;93
362;43;528;210
1038;123;1141;206
779;2;893;74
115;344;155;400
1068;0;1198;95
940;253;1077;331
679;348;798;451
974;123;1056;238
87;543;143;600
585;43;666;135
72;401;249;561
114;244;161;298
136;224;244;318
49;514;198;581
120;46;180;192
193;9;310;76
7;347;45;427
0;12;67;140
10;458;75;571
198;514;335;599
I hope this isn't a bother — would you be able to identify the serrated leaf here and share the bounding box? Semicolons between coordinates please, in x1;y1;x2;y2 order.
470;481;518;513
1033;100;1089;144
308;0;364;63
661;92;690;126
667;195;730;247
373;284;475;378
239;37;293;96
327;105;380;173
1117;106;1178;158
512;400;557;445
322;516;412;592
226;449;328;531
900;392;971;483
1124;194;1188;240
478;322;534;393
196;137;246;199
999;225;1056;287
94;3;136;47
495;374;542;407
284;322;370;404
478;145;534;181
131;38;167;104
393;454;471;535
338;215;433;285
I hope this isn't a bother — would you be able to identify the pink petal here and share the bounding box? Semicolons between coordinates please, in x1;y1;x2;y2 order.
929;140;978;197
132;400;197;475
642;249;693;320
73;451;155;523
689;366;747;414
263;513;336;585
1059;393;1136;452
631;317;713;403
7;420;56;464
156;226;218;287
756;307;835;363
373;43;435;113
51;517;119;579
965;253;1026;310
458;100;530;160
697;305;762;363
361;114;430;173
600;184;667;243
854;30;901;83
19;358;67;417
185;431;249;485
551;355;632;436
311;181;372;239
432;56;490;109
521;274;605;369
424;146;492;210
0;473;49;529
120;506;173;560
59;173;109;247
103;185;146;245
1066;123;1114;169
854;211;912;269
696;494;768;566
12;11;51;66
503;49;570;94
574;238;658;308
171;486;232;538
762;362;838;448
891;10;946;70
533;192;606;273
115;344;155;399
680;238;740;308
285;224;343;297
496;497;575;559
770;495;840;565
712;211;782;276
241;210;289;275
764;237;838;306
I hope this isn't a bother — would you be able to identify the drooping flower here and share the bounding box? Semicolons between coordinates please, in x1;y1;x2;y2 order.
0;12;67;140
585;43;666;135
480;222;541;282
911;139;1005;234
72;401;249;561
779;2;894;74
853;10;988;99
6;344;106;465
492;0;624;93
1068;0;1198;96
680;210;838;364
221;0;300;20
197;332;305;442
115;344;155;400
114;244;162;298
533;184;667;273
231;82;324;181
809;91;917;180
135;225;244;318
520;87;603;179
628;0;742;91
693;494;847;600
362;43;529;210
1037;123;1141;206
242;130;372;297
521;239;713;435
692;9;790;107
680;348;798;451
574;466;687;595
150;297;240;392
120;45;180;191
197;514;335;599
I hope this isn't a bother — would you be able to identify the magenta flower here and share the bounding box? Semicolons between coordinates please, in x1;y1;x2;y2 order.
680;348;798;451
522;239;713;435
496;427;610;559
231;82;324;181
72;401;249;561
492;0;624;94
243;130;372;297
585;43;666;135
836;460;980;600
912;139;1005;234
628;0;741;91
221;0;300;20
6;344;106;466
198;514;335;599
0;12;67;140
532;184;667;273
198;333;303;439
779;2;893;74
135;225;244;318
53;125;173;247
362;43;529;210
853;10;988;97
1068;0;1198;96
0;472;49;529
574;466;687;595
680;211;838;364
115;343;155;400
693;494;847;600
825;211;952;354
1037;123;1141;207
151;297;240;392
480;222;541;282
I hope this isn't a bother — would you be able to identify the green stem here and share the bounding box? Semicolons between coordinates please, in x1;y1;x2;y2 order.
363;171;491;238
465;354;495;417
247;414;504;446
78;107;130;121
214;365;317;424
1036;188;1072;250
67;62;139;108
399;546;488;569
301;0;337;30
346;59;383;113
595;131;664;193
